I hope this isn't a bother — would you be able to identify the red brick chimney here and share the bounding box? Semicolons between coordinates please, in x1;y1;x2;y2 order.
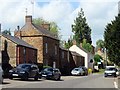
25;16;32;24
41;23;50;30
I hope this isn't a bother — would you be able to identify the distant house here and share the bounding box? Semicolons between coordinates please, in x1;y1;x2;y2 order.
1;33;37;67
69;42;94;70
14;16;60;68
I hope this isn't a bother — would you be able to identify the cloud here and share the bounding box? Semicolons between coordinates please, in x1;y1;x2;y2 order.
0;0;120;46
78;0;119;45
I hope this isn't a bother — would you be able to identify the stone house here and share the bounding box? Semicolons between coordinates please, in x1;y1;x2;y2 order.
14;16;60;68
1;33;37;67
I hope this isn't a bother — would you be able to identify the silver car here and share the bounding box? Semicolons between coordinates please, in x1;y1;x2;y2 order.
71;68;84;76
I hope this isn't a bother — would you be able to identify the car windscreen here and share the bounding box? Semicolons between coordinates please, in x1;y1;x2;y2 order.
17;64;31;69
53;69;59;72
74;68;79;71
43;68;53;72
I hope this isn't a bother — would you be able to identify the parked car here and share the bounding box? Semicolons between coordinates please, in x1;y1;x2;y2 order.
41;67;61;80
9;63;40;80
0;65;3;84
104;66;117;77
79;66;88;75
116;68;120;76
71;68;84;76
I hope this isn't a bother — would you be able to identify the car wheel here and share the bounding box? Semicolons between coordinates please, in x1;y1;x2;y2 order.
22;73;28;81
9;76;13;80
34;74;39;81
104;74;107;77
54;75;59;81
57;76;61;80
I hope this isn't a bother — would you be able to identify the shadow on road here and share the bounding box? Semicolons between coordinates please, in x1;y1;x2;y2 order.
2;82;10;85
10;78;44;82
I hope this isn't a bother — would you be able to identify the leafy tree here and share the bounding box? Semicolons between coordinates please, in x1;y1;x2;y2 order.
2;29;11;35
82;39;92;52
96;39;105;52
64;38;73;49
94;54;103;63
104;14;120;66
33;18;60;39
72;8;92;45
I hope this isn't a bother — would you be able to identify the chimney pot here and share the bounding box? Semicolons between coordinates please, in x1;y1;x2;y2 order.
25;16;32;24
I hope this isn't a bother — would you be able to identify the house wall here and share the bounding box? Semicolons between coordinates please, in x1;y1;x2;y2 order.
59;48;76;75
72;55;84;67
14;17;60;67
43;36;59;68
69;45;88;68
88;53;94;70
16;46;37;65
1;36;17;67
21;36;43;64
15;24;44;64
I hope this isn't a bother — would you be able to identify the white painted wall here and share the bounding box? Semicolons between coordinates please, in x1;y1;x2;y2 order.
69;45;94;70
69;45;88;68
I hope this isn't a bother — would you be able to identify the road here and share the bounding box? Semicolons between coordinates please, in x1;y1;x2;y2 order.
1;73;117;88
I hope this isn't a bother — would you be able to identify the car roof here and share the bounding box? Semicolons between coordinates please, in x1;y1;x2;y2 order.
18;63;36;66
106;66;116;68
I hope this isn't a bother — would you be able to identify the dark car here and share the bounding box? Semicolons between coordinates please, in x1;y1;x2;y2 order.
41;67;61;80
9;63;40;80
78;66;88;75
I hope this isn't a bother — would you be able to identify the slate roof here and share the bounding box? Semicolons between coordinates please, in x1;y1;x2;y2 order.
2;33;36;49
32;24;58;40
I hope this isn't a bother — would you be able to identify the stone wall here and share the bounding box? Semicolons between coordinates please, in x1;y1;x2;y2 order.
1;36;16;67
21;36;43;64
43;36;59;68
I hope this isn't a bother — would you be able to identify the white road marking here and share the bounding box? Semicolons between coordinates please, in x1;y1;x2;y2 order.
114;81;118;88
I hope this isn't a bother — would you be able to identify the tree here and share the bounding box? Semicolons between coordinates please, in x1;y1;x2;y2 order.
94;54;103;63
2;29;11;35
64;38;73;49
104;14;120;66
96;39;105;52
72;8;92;45
82;39;92;52
33;18;60;39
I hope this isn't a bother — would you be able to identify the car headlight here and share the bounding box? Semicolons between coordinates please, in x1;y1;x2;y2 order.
9;70;13;73
20;71;25;73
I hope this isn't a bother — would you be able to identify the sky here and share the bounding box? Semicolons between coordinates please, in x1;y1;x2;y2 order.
0;0;120;46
